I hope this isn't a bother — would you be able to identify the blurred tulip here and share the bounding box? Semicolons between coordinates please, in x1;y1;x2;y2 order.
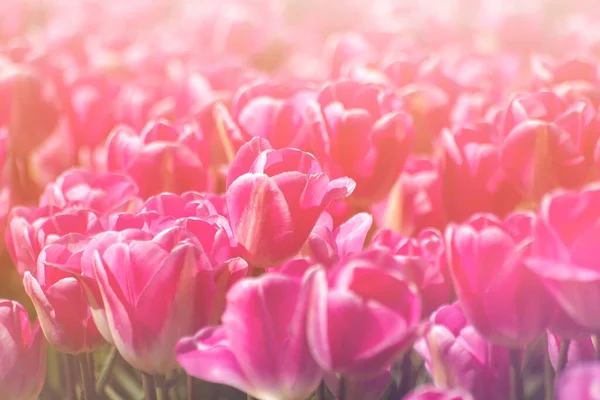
403;386;474;400
306;250;422;377
177;273;322;400
547;332;595;371
226;137;355;267
440;124;521;223
106;119;210;198
371;228;450;316
307;80;414;205
447;213;552;347
303;211;372;266
500;120;588;201
0;300;47;400
24;233;104;353
526;185;600;332
414;303;510;400
373;156;444;236
555;362;600;400
39;168;141;215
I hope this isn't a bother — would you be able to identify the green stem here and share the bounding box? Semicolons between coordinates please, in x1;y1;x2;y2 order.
187;375;195;400
142;372;157;400
398;351;413;396
509;349;524;400
80;353;95;400
338;375;347;400
315;380;326;400
62;353;77;400
155;375;168;400
557;339;571;372
87;353;96;391
96;347;119;395
544;337;554;400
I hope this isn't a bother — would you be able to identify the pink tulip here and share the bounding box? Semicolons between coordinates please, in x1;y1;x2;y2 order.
555;362;600;399
547;332;595;371
106;119;210;198
447;213;553;348
304;211;373;266
306;250;422;377
371;228;450;316
307;80;414;205
39;168;142;215
6;206;100;276
230;81;317;149
24;233;104;354
403;386;474;400
373;156;444;235
0;300;47;400
414;303;510;400
440;124;521;223
90;229;220;374
526;185;600;332
500;120;588;201
0;61;59;156
177;273;322;400
226;137;355;267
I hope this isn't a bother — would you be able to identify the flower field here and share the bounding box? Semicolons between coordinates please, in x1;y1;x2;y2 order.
1;0;600;399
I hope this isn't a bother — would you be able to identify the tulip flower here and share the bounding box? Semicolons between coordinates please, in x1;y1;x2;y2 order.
307;80;414;205
303;211;373;266
403;386;474;400
24;233;104;354
526;185;600;332
39;168;142;215
230;81;317;149
0;61;59;156
414;303;510;400
500;120;588;201
176;273;322;400
106;119;210;198
555;362;600;400
306;249;422;377
226;137;355;267
371;228;450;316
447;213;553;348
372;156;444;235
440;124;521;223
6;206;100;276
0;300;47;400
90;230;219;374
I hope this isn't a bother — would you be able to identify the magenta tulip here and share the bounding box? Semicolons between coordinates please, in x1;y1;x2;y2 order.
415;302;510;400
39;168;141;215
440;124;522;223
307;80;414;205
555;362;600;400
371;228;450;316
177;273;322;400
6;206;100;276
526;185;600;332
91;229;219;374
24;233;104;354
403;386;474;400
0;300;47;400
106;119;210;198
304;211;373;266
306;250;422;377
226;137;355;267
447;213;553;347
